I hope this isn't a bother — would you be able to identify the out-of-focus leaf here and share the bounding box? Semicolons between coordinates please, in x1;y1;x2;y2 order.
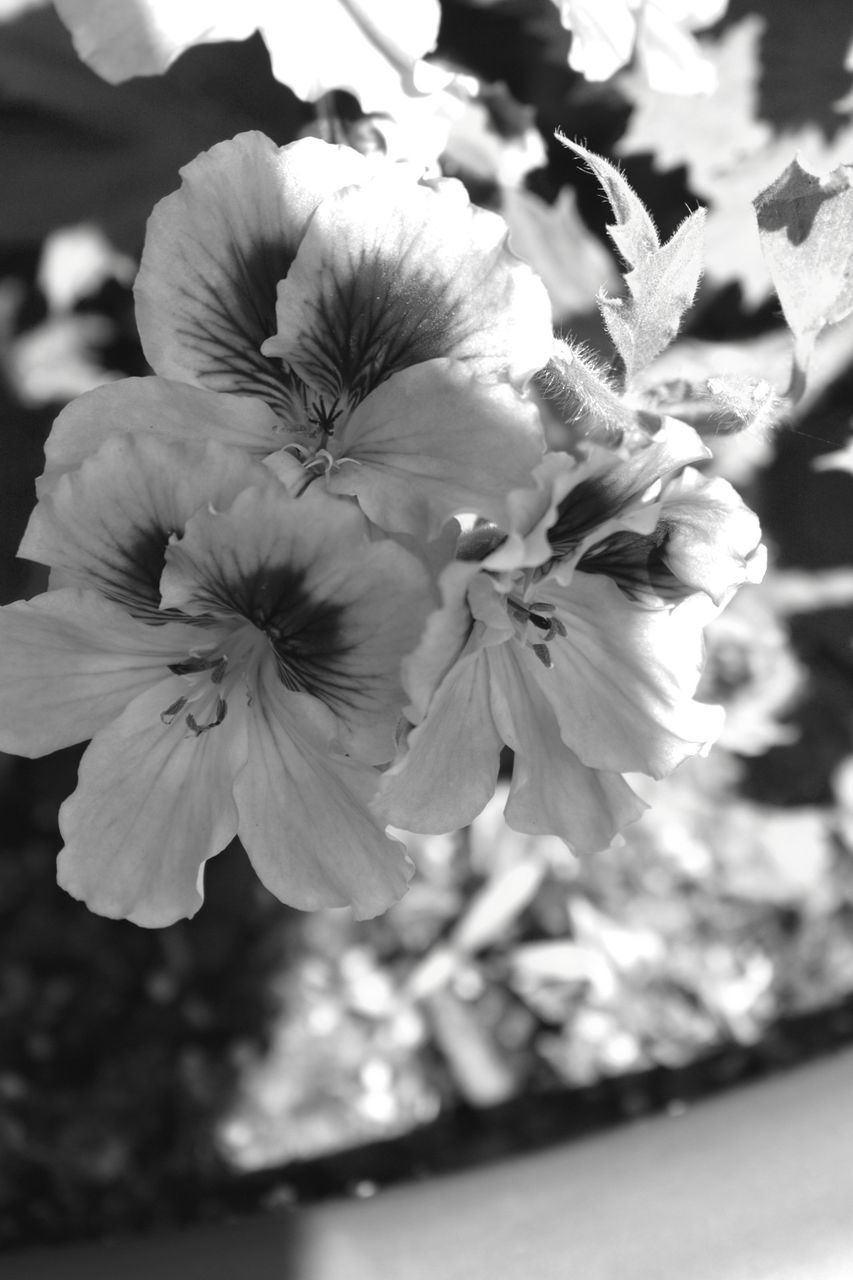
814;436;853;476
450;856;546;955
502;185;620;323
638;371;784;437
618;14;853;303
1;6;309;251
754;156;853;396
559;135;704;382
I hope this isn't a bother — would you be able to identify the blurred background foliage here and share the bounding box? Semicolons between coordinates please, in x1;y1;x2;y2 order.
3;0;853;1251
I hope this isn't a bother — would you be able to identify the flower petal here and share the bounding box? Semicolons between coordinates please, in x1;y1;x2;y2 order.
135;133;370;414
262;175;552;402
378;652;503;832
655;469;766;604
560;0;636;81
259;0;446;113
22;434;274;617
53;0;258;83
39;377;281;495
236;669;411;919
531;571;724;776
160;483;433;763
486;643;646;850
328;361;545;538
0;589;200;756
56;676;245;926
545;417;709;560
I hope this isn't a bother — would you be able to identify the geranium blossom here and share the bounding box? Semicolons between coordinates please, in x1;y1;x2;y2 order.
0;433;433;925
557;0;728;93
42;132;551;539
53;0;449;113
380;421;765;848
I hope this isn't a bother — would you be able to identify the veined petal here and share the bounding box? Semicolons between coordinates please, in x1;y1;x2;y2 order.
546;417;709;561
530;572;724;776
487;643;646;850
327;361;546;539
21;435;275;617
262;175;552;402
236;669;411;919
378;653;502;832
135;133;370;414
57;676;246;927
39;377;281;496
54;0;258;82
0;589;201;756
160;484;433;763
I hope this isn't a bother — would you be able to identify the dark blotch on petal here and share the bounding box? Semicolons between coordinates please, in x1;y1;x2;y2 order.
578;530;693;605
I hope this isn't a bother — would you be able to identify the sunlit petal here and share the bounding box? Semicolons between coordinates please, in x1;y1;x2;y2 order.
531;572;724;776
328;361;545;539
38;377;281;496
53;0;258;82
262;175;552;402
135;133;370;415
57;676;246;927
655;469;766;603
260;0;446;113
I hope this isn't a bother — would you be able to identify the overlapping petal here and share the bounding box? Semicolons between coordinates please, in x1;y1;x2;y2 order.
160;482;433;762
21;434;275;615
54;0;446;114
0;589;202;756
487;643;646;848
135;133;370;415
326;360;546;539
262;174;553;400
38;377;281;495
522;572;724;777
57;676;246;927
237;666;411;919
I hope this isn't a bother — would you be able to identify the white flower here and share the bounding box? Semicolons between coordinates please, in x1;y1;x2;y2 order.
0;434;433;924
53;0;450;112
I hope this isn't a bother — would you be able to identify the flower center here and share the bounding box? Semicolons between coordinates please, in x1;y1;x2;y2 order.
162;627;263;737
506;594;567;670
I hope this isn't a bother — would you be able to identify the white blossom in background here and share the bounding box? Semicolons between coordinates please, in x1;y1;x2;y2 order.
53;0;450;113
557;0;729;93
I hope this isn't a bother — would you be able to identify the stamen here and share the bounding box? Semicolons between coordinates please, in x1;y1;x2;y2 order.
531;643;553;669
160;696;187;725
169;653;226;677
185;696;228;736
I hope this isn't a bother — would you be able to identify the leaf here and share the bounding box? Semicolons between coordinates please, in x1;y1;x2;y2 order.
637;371;785;438
557;132;659;264
558;135;705;383
617;14;853;303
754;156;853;396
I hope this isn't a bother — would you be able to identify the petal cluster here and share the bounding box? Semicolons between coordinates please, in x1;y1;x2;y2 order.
380;420;765;852
2;125;767;931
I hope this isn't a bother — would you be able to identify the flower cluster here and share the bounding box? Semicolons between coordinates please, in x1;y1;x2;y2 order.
0;131;763;926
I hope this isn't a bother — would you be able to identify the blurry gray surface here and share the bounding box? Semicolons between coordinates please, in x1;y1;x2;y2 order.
8;1047;853;1279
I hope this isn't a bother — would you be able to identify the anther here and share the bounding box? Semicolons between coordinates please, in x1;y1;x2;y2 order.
160;696;188;725
531;643;553;669
185;697;228;736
